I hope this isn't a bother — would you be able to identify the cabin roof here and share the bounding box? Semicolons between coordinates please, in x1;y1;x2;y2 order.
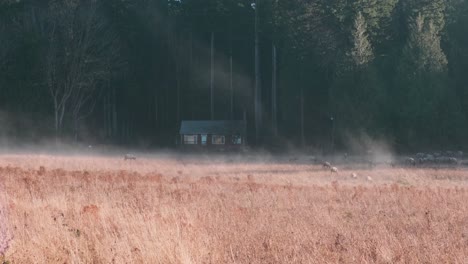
180;120;246;135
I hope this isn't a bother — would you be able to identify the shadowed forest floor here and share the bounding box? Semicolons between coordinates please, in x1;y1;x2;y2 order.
0;154;467;263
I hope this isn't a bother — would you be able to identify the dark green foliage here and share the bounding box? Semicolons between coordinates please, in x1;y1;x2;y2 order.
0;0;467;150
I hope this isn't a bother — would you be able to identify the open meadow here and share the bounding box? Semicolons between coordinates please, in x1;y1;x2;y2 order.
0;153;467;263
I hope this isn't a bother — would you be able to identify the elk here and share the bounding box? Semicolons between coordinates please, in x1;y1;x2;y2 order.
124;154;137;161
322;161;332;169
405;157;416;166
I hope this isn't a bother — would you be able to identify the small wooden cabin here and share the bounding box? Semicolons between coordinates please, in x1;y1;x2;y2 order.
179;120;246;149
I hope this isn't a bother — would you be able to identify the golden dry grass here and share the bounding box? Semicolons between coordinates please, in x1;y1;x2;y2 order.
0;154;467;263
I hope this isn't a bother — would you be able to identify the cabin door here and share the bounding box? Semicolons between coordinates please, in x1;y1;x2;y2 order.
201;134;208;146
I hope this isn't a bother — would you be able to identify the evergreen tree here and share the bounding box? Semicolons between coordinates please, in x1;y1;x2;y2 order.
350;12;374;67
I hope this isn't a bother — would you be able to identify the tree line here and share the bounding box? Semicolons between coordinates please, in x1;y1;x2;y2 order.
0;0;467;151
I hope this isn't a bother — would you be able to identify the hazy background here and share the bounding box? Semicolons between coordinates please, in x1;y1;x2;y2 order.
1;0;468;152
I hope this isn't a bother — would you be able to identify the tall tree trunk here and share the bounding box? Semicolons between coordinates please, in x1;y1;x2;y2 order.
125;118;129;143
175;34;181;125
164;84;169;126
103;94;107;138
331;117;335;154
104;91;108;138
122;118;127;143
107;88;112;138
300;85;305;146
176;61;181;124
210;31;215;120
154;90;158;129
129;118;133;143
112;86;117;139
189;31;193;119
59;102;66;135
54;98;59;142
272;43;278;137
73;115;79;142
254;0;262;144
230;39;234;120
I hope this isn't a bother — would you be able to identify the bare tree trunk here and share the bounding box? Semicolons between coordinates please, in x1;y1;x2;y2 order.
50;89;67;143
272;43;278;137
73;115;79;142
254;0;262;144
45;2;117;143
59;101;66;134
210;31;215;120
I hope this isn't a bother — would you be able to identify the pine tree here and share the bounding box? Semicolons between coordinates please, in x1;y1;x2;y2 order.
350;12;374;67
396;12;455;146
404;13;447;73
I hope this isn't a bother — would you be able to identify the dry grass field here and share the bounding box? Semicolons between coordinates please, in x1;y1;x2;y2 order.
0;153;467;263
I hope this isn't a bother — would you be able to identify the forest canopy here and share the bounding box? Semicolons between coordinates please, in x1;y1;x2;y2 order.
0;0;467;151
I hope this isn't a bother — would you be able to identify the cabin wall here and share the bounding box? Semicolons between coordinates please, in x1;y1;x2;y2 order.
180;134;244;148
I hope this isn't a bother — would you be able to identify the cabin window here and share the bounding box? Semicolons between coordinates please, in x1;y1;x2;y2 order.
201;134;207;145
212;135;225;145
183;135;198;145
232;135;242;145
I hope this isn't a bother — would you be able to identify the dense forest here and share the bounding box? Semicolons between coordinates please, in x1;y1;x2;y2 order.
0;0;467;152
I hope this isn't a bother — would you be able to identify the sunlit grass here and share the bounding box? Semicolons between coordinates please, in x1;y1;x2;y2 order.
0;154;467;263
